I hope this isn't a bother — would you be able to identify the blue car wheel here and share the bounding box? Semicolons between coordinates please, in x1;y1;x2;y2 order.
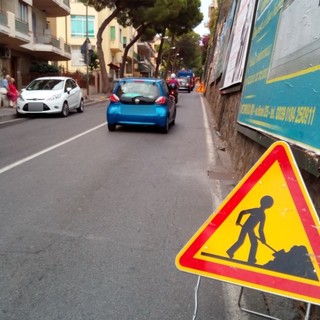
108;124;116;131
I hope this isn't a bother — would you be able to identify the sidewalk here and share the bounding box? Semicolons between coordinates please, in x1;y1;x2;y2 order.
0;94;109;123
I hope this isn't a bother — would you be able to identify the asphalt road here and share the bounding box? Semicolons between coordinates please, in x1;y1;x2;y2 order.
0;91;301;320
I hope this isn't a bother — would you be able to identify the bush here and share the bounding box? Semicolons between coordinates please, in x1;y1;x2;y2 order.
29;63;60;74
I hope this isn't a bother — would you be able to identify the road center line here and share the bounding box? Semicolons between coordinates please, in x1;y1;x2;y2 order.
0;122;106;175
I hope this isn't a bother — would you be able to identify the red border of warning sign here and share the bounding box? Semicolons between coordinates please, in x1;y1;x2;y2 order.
176;142;320;304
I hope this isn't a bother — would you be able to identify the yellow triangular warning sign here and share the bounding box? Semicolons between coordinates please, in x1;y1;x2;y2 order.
196;83;205;92
176;141;320;305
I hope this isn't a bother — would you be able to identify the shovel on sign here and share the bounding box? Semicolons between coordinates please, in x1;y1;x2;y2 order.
255;235;285;258
237;223;285;258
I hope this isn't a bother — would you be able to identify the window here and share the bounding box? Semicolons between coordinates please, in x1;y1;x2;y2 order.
65;79;77;90
110;26;116;41
123;36;127;48
71;15;95;37
119;29;122;43
19;0;28;22
116;82;160;99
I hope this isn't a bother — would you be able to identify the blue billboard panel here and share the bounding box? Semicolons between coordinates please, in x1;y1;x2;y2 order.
238;0;320;153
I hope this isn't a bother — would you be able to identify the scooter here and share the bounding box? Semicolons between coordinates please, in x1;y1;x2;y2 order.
168;83;178;104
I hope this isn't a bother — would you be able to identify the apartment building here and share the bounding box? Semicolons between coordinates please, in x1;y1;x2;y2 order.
0;0;71;89
53;0;156;88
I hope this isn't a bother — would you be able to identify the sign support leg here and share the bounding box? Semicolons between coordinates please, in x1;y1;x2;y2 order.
238;287;312;320
238;287;281;320
192;276;201;320
304;303;311;320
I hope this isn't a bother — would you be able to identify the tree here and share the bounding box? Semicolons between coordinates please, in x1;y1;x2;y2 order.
89;50;100;71
119;0;189;78
175;32;202;71
79;0;154;92
159;0;203;78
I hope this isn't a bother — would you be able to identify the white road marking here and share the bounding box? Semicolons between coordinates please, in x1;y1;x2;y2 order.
199;96;250;319
0;122;106;175
200;96;215;165
0;118;25;125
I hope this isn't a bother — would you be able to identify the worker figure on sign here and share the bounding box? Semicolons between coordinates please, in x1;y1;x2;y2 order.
226;195;274;264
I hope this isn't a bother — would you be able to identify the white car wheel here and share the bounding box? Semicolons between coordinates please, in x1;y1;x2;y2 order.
77;99;84;113
61;102;69;117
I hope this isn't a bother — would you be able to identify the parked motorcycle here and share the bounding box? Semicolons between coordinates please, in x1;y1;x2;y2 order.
168;83;178;104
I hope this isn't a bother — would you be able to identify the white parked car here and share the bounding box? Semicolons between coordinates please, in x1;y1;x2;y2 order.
17;76;84;117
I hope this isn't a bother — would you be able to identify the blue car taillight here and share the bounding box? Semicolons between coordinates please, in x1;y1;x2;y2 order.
155;96;167;105
110;94;120;103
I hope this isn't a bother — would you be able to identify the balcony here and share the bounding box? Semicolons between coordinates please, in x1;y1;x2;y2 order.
110;40;123;53
137;42;155;58
0;11;30;49
21;33;71;61
137;55;155;74
32;0;70;17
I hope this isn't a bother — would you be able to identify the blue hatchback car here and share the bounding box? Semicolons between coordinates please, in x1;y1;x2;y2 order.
107;77;176;133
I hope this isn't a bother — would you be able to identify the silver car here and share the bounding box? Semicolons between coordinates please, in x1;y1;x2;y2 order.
17;76;84;117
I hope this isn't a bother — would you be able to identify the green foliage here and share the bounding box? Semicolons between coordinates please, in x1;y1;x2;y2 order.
159;31;202;76
89;50;100;71
165;0;203;35
29;63;59;74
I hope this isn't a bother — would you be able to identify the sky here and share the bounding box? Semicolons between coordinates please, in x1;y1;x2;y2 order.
193;0;211;36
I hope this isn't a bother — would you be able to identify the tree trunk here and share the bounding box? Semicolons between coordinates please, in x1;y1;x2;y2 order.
96;8;120;93
164;34;175;80
119;23;149;78
155;28;167;78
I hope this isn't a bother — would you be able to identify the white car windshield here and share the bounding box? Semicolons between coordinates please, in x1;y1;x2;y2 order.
27;79;64;91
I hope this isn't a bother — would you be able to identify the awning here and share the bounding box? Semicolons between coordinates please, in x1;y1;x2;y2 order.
108;63;120;71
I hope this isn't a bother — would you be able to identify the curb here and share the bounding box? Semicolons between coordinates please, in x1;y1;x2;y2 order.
0;98;108;123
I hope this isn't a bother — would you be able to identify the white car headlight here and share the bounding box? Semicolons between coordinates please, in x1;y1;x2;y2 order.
47;93;62;101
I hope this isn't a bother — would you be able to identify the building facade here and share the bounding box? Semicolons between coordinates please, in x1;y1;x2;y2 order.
0;0;71;89
54;0;156;90
0;0;157;95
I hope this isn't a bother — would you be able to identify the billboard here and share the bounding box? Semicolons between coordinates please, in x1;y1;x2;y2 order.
211;0;237;83
221;0;257;88
238;0;320;154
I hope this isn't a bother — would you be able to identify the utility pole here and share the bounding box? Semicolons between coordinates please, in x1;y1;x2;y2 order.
86;2;89;98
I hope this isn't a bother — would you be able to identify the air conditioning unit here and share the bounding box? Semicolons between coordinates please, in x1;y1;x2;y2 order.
0;47;11;59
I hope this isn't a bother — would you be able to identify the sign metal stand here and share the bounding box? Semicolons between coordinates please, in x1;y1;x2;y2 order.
238;287;312;320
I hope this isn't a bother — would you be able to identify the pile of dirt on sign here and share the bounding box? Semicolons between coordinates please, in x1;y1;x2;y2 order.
263;245;318;281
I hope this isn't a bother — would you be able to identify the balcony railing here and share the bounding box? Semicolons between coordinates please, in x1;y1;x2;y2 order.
0;11;8;27
0;11;30;45
15;18;28;35
110;40;123;53
34;33;71;57
34;33;59;48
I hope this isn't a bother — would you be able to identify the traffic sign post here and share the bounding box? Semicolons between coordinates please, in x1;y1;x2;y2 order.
176;141;320;310
196;83;205;93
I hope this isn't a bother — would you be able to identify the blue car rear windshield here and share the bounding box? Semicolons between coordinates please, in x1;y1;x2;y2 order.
116;82;159;99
